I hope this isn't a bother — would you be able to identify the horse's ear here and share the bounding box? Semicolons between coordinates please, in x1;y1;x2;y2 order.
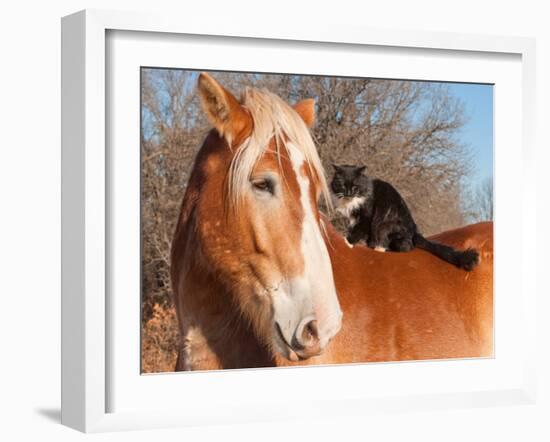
197;72;251;144
294;99;315;128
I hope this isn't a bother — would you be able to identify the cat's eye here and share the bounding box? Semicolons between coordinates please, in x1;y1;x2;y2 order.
251;177;275;195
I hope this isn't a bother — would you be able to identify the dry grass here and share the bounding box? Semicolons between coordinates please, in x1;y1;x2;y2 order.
141;303;179;373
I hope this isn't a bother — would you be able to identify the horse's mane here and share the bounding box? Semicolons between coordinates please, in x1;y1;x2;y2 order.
227;87;331;211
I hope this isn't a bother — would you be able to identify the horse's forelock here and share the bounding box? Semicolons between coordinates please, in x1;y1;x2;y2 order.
226;88;331;212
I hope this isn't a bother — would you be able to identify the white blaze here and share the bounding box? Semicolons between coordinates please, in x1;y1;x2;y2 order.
271;143;342;354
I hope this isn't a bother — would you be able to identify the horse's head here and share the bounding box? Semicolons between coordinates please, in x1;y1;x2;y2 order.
190;73;342;361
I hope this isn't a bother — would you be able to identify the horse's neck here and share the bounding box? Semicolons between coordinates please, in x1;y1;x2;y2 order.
179;273;274;370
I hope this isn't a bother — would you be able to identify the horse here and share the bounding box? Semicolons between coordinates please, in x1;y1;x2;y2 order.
170;73;493;371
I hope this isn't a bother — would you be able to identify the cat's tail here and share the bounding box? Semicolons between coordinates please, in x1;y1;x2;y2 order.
413;233;479;271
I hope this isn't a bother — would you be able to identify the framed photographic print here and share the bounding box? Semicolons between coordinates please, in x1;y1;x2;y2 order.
61;9;537;432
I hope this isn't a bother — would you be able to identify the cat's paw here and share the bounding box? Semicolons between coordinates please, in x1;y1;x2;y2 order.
374;246;386;253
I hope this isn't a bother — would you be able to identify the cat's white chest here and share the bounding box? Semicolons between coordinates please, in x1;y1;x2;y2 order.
334;196;365;220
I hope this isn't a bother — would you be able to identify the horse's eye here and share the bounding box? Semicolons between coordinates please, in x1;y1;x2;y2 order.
252;178;274;194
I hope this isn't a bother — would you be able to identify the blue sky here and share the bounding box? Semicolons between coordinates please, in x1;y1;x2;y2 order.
448;83;494;186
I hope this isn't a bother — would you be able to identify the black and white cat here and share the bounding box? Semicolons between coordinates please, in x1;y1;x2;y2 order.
331;164;479;271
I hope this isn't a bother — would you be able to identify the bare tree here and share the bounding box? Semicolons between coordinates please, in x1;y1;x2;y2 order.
466;177;493;223
140;69;207;319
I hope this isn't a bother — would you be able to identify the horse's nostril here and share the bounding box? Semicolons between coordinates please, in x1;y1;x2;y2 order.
292;318;320;351
288;318;322;360
304;319;319;342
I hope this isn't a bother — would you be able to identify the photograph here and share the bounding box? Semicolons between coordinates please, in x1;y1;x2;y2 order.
2;0;541;437
140;68;494;374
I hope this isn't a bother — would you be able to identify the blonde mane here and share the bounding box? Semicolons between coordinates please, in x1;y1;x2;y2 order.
227;87;331;212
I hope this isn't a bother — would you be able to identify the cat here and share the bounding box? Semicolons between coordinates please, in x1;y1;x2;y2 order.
330;164;479;271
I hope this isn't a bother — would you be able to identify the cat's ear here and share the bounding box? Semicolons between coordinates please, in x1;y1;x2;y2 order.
294;99;315;128
198;72;252;145
332;164;342;173
356;166;367;175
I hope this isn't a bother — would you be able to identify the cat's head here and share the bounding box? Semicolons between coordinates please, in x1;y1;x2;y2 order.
331;164;367;198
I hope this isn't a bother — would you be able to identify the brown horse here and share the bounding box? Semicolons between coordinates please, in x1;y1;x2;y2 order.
170;73;493;371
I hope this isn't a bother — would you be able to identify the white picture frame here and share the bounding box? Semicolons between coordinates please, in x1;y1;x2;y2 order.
61;9;537;433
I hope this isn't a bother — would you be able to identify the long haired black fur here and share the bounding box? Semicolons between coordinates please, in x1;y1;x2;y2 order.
331;164;479;271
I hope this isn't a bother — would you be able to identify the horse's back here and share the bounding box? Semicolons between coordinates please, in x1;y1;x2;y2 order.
320;222;494;364
430;221;493;258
